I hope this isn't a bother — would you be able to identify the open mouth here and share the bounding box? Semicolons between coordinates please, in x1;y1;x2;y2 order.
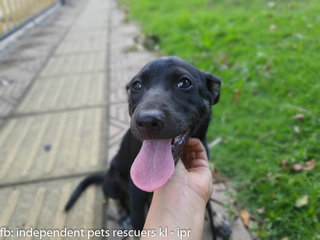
130;130;191;193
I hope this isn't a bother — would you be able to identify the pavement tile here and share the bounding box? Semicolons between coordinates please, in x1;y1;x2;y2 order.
0;178;103;240
55;40;106;55
69;0;109;31
109;103;130;124
17;28;63;55
17;73;106;113
39;52;106;77
0;0;109;239
108;118;129;148
109;52;155;89
0;68;36;103
0;108;105;184
0;0;87;121
0;100;13;118
71;21;109;31
1;57;45;73
29;26;64;40
5;42;50;62
63;30;108;42
109;88;127;104
230;218;252;240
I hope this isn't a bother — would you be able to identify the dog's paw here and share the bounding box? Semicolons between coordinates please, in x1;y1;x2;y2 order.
118;216;132;230
216;220;232;239
214;212;232;239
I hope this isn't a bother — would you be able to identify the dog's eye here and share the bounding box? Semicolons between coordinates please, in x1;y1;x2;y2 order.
132;81;143;91
177;78;192;89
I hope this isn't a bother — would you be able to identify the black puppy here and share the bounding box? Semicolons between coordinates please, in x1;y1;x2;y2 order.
65;56;221;237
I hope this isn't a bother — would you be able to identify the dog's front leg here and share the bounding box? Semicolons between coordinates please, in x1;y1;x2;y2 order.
129;180;150;230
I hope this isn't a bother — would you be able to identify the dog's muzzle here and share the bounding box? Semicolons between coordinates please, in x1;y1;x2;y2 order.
130;109;191;192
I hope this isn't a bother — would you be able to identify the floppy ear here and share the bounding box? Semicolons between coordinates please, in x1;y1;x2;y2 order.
202;71;221;105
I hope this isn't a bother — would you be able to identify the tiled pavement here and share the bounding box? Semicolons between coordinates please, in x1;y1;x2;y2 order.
0;1;107;239
0;0;253;239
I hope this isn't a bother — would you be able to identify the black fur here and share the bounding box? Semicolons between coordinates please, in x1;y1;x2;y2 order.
65;56;221;238
65;172;104;211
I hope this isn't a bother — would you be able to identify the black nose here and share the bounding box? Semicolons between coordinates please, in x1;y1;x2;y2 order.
136;110;164;131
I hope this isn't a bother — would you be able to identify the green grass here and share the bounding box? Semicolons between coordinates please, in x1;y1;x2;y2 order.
120;0;320;239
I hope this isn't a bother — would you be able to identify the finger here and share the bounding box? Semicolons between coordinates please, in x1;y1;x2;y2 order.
180;138;209;170
184;138;206;152
182;154;209;169
181;139;208;161
181;151;195;169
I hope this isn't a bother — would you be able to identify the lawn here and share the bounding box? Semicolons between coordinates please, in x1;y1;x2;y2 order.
120;0;320;239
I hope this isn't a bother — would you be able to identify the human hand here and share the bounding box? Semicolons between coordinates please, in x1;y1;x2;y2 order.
155;138;213;207
178;138;213;203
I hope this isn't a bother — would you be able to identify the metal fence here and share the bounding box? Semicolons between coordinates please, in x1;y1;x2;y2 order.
0;0;58;39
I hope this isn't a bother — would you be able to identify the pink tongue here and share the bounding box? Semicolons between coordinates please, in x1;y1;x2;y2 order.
130;139;174;192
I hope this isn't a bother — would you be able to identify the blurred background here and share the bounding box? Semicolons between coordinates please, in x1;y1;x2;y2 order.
0;0;57;41
0;0;319;239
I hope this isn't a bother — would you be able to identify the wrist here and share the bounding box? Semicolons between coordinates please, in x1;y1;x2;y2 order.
153;183;208;212
149;183;207;226
142;189;206;239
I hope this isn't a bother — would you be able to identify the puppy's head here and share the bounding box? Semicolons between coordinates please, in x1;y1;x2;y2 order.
126;56;221;192
126;56;220;139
